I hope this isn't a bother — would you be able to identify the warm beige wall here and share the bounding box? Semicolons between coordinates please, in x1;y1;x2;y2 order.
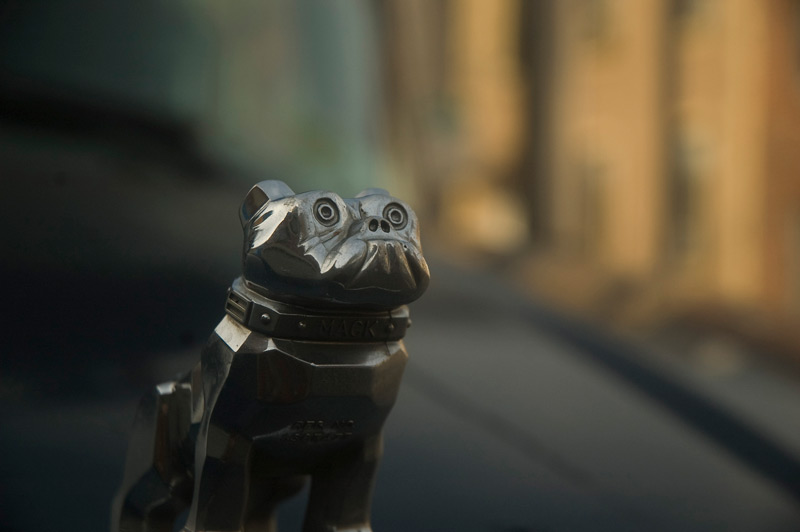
671;0;726;295
436;0;530;253
550;0;666;277
762;0;800;313
448;0;525;174
715;0;769;304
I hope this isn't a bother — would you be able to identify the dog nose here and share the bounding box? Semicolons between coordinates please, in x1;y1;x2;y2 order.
366;217;391;233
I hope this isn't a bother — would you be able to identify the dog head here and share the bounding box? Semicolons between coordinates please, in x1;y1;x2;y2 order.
239;180;430;309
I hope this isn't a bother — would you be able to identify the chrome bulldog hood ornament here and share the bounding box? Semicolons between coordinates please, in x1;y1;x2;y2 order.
112;181;430;532
240;181;429;308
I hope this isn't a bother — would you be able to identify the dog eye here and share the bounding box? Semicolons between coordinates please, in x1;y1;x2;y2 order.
383;203;408;229
314;198;340;226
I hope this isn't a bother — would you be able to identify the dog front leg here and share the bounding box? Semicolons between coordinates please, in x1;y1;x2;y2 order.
302;434;383;532
112;380;193;532
184;428;252;532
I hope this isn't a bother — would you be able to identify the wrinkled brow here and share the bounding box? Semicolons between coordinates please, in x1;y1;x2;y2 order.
344;200;365;219
355;197;387;217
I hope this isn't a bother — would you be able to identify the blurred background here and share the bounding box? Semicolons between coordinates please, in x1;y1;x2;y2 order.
2;1;800;531
379;0;800;362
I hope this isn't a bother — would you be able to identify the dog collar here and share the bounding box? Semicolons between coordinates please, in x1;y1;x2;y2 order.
224;278;410;342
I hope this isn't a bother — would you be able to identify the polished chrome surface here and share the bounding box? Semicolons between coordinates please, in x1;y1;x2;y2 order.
240;181;430;309
224;277;412;342
112;182;429;532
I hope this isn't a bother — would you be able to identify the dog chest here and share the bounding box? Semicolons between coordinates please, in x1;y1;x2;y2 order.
201;333;407;450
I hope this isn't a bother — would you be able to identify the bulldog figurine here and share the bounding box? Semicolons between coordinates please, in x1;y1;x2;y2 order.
112;181;430;532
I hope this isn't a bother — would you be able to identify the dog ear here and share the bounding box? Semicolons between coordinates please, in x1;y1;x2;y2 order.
240;180;295;226
355;188;390;198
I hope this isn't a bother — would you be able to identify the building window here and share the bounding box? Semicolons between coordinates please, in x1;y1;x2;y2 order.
785;209;800;314
575;156;607;257
674;0;708;22
794;1;800;79
668;137;706;261
577;0;611;46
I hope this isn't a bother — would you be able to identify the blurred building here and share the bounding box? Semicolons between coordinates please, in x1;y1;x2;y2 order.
545;0;800;313
5;0;797;353
377;0;800;354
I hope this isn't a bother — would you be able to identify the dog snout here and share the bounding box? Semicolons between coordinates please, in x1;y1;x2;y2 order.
366;217;391;234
